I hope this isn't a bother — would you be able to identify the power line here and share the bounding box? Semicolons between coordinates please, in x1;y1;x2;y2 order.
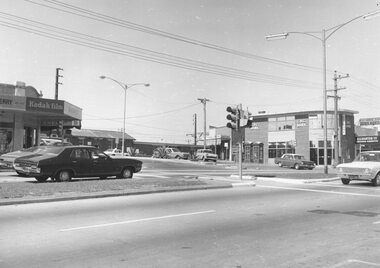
0;12;322;89
26;0;323;73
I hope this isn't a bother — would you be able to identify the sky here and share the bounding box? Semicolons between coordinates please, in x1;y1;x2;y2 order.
1;0;380;143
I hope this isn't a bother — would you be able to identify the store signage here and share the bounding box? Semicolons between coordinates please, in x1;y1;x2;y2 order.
41;120;81;127
26;97;64;114
296;119;307;128
356;136;379;144
0;96;26;111
359;117;380;126
64;102;82;120
250;123;259;130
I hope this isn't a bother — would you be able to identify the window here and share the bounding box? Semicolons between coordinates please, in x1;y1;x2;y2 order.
268;141;295;158
268;116;295;132
71;149;90;159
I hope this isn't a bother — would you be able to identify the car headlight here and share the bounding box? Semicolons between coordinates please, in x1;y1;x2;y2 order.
338;168;343;173
364;168;372;174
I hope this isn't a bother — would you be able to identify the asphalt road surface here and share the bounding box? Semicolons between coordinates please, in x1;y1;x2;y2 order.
1;179;380;267
0;157;332;183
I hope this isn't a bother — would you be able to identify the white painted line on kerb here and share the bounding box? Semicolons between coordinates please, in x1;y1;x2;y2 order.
374;221;380;225
257;185;380;198
331;259;380;267
60;210;216;232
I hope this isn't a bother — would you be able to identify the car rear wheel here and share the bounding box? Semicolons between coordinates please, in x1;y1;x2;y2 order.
371;173;380;186
341;178;350;185
35;176;49;183
55;170;72;182
120;167;133;179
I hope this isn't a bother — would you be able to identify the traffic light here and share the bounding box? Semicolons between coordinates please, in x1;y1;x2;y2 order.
246;115;253;128
226;106;240;129
57;120;64;136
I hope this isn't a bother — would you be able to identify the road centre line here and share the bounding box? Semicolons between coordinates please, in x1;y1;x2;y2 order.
60;210;216;232
257;185;380;198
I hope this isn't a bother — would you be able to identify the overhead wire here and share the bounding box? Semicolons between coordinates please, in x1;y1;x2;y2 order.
0;12;322;89
25;0;323;73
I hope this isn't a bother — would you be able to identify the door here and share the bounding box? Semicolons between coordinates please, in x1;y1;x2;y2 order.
69;148;92;176
89;148;115;176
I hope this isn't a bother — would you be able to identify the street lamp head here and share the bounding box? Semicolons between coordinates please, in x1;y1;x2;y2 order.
99;75;106;79
144;83;150;87
265;32;289;41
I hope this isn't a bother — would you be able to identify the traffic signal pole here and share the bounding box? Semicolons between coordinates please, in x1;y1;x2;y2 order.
226;104;243;180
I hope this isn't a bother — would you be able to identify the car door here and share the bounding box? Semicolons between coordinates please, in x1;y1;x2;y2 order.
69;148;92;176
283;155;292;167
89;148;115;176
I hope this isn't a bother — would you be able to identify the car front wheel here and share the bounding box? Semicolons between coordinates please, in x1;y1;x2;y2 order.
371;173;380;186
120;167;133;179
55;170;72;182
278;162;282;167
341;178;350;185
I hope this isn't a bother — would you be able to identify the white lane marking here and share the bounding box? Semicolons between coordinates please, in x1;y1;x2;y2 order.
257;185;380;198
60;210;216;232
331;259;380;267
374;221;380;224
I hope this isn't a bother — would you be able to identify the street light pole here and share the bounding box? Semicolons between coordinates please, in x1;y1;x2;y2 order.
99;76;149;155
266;9;380;174
322;28;328;174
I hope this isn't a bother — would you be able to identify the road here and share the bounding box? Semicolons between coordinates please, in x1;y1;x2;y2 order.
1;178;380;267
0;157;333;183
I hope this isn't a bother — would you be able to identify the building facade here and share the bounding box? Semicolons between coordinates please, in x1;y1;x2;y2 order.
0;82;82;154
229;110;357;165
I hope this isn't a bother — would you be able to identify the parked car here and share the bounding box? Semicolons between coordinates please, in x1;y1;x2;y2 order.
337;151;380;186
13;145;143;182
104;148;129;157
195;149;217;162
152;147;190;160
0;143;72;172
275;153;315;170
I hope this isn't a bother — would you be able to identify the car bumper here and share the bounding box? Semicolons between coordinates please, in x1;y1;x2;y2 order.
0;160;14;168
13;164;41;176
338;173;373;182
300;164;315;169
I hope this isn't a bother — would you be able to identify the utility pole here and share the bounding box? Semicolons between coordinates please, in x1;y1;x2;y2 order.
193;113;197;146
197;98;210;149
55;68;63;100
328;70;348;167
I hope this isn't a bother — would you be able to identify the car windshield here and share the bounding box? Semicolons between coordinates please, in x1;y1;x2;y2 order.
354;152;380;162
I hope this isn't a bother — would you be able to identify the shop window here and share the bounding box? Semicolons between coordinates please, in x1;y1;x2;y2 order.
268;141;295;158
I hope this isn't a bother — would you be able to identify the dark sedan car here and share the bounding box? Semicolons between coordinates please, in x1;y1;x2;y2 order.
13;146;142;182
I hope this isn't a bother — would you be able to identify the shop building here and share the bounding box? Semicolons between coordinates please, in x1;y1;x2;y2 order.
355;117;380;153
228;109;357;165
0;82;82;154
67;128;135;153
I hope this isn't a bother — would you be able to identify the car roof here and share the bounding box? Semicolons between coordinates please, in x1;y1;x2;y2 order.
63;145;97;149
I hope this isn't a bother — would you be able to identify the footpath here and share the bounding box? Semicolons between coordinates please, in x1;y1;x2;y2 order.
0;165;339;206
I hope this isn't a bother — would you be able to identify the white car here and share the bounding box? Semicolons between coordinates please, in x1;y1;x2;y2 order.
104;148;129;157
337;151;380;186
195;149;217;162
